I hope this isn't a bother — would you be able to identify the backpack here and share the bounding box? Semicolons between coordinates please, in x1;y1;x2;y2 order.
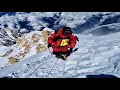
53;28;71;46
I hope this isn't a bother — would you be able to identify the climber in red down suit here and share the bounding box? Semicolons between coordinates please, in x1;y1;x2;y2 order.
47;27;79;60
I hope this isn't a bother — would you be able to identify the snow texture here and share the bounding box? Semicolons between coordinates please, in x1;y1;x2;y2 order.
0;31;120;78
0;12;120;78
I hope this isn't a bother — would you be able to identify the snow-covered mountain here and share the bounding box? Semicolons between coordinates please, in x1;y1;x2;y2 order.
0;12;120;47
0;12;120;78
0;28;54;69
0;28;20;46
1;12;120;32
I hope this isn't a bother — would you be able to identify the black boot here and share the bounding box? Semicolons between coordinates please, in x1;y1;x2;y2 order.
54;52;61;59
56;54;60;58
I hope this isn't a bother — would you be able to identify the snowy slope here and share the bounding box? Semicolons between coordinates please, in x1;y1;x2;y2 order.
0;28;54;69
0;31;120;78
0;28;19;46
4;29;16;40
1;12;120;78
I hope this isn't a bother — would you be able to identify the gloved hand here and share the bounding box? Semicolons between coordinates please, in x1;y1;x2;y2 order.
47;44;52;48
69;48;73;53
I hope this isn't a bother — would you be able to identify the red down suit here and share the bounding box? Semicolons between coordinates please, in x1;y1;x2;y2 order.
48;29;78;53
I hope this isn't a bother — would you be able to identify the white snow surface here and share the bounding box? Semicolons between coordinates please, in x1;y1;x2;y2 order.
0;31;120;78
0;28;54;69
1;12;120;78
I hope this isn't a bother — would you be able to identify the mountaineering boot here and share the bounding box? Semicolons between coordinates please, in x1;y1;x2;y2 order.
56;54;60;58
55;53;62;59
60;54;67;60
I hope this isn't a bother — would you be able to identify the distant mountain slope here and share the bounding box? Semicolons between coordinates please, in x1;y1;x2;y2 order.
0;12;120;47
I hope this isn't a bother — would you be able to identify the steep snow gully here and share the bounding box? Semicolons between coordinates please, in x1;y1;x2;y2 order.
0;32;120;78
